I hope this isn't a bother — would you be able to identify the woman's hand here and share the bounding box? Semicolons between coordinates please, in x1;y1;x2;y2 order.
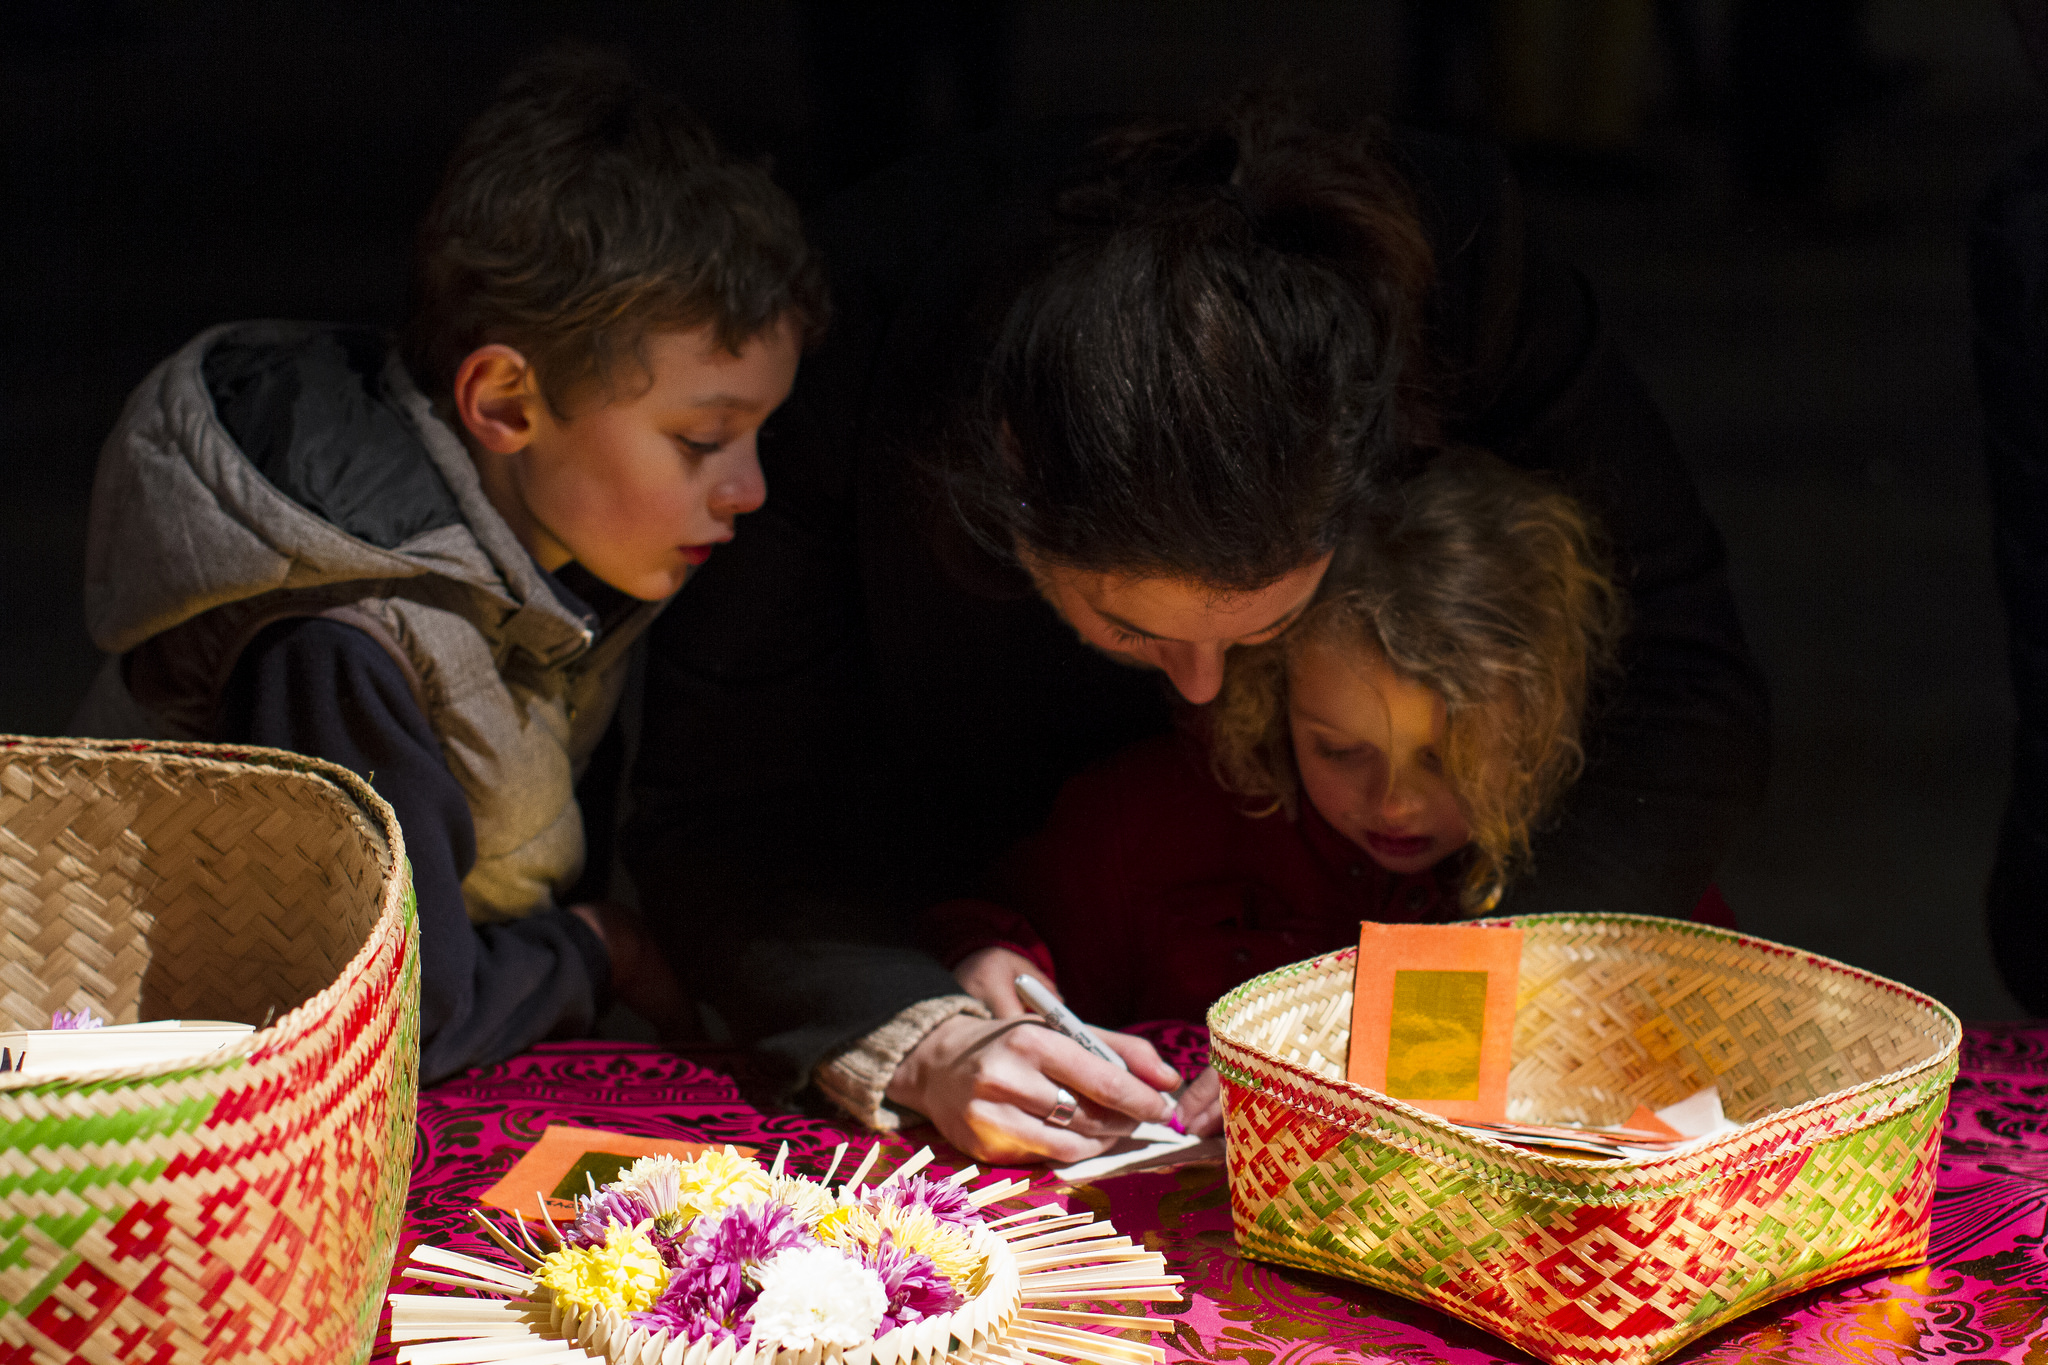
950;946;1046;1018
1175;1065;1224;1137
887;1013;1183;1165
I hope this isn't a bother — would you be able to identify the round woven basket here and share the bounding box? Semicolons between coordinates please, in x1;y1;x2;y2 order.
1210;913;1960;1365
0;736;419;1365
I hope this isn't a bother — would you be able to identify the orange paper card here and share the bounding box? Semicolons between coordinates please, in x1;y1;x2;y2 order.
1347;921;1522;1122
479;1124;752;1222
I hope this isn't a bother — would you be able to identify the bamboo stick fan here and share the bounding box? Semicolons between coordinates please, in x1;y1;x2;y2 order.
388;1142;1180;1365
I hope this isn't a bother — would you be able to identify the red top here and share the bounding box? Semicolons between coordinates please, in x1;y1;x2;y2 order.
926;731;1738;1027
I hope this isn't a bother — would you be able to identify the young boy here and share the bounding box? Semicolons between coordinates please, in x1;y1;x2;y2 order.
67;53;824;1082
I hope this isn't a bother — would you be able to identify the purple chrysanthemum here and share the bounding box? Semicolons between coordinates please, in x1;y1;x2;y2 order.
862;1234;965;1335
630;1287;751;1347
562;1188;656;1252
630;1200;815;1345
863;1175;983;1229
50;1009;102;1030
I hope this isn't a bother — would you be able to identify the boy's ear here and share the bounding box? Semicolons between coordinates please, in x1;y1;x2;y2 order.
451;344;540;454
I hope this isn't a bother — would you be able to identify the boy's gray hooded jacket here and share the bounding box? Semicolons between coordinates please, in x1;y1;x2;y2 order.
73;320;667;936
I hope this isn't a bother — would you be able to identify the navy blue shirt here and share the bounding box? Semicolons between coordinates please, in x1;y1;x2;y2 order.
219;613;611;1084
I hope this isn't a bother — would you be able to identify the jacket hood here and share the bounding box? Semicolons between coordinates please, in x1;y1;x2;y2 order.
83;321;593;662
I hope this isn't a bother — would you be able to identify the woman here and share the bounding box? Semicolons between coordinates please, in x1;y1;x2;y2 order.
624;99;1768;1164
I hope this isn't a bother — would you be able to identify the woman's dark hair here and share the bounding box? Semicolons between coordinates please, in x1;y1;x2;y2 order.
941;94;1435;590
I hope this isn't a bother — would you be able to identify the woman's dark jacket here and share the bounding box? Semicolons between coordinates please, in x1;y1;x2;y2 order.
624;123;1772;1093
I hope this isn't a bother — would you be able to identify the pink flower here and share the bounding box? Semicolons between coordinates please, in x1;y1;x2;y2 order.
49;1009;102;1030
564;1189;658;1253
631;1287;749;1347
631;1201;815;1345
862;1234;965;1335
863;1176;982;1230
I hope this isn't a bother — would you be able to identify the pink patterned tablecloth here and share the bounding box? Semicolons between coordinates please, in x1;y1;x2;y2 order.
381;1021;2048;1364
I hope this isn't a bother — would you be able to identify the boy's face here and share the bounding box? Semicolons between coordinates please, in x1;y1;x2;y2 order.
1288;636;1471;876
489;321;799;600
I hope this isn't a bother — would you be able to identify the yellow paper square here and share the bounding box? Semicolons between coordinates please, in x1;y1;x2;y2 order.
1386;969;1488;1101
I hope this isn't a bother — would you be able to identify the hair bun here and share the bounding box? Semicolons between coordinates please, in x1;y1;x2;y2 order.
1178;127;1242;188
1243;190;1374;262
1054;125;1242;225
1061;109;1387;268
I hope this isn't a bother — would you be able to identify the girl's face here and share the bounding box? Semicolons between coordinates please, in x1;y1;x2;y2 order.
1288;636;1471;875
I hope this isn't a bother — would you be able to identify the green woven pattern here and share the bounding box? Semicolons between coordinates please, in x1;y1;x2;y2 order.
1237;1089;1943;1306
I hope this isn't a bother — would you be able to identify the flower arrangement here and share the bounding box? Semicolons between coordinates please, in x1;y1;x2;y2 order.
534;1150;981;1352
390;1141;1180;1365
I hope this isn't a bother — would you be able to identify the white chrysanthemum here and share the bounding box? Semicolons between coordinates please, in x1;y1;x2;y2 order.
764;1174;841;1227
614;1155;685;1218
746;1245;887;1350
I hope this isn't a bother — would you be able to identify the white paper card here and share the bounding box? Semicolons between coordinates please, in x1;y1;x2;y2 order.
0;1020;254;1077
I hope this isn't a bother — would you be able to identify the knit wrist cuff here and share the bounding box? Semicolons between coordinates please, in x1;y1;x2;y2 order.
813;994;991;1131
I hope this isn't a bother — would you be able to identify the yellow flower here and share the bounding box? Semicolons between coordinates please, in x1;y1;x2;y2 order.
674;1147;775;1222
816;1203;985;1294
534;1224;667;1314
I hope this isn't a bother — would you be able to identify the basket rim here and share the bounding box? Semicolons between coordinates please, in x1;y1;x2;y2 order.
0;735;410;1092
1209;911;1962;1187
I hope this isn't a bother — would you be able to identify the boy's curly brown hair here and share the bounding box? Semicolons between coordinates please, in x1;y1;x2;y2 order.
1211;448;1624;912
405;48;827;415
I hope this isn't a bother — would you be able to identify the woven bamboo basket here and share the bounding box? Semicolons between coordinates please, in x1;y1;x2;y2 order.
0;736;419;1365
1209;913;1960;1365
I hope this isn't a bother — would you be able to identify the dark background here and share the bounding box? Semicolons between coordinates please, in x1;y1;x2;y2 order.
4;1;2041;1018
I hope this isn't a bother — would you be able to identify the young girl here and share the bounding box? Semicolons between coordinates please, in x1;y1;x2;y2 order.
929;449;1735;1041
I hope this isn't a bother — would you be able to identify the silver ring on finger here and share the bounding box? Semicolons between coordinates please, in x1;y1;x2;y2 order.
1045;1085;1079;1129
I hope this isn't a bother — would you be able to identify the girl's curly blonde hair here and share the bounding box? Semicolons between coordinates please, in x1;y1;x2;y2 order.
1211;448;1624;912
